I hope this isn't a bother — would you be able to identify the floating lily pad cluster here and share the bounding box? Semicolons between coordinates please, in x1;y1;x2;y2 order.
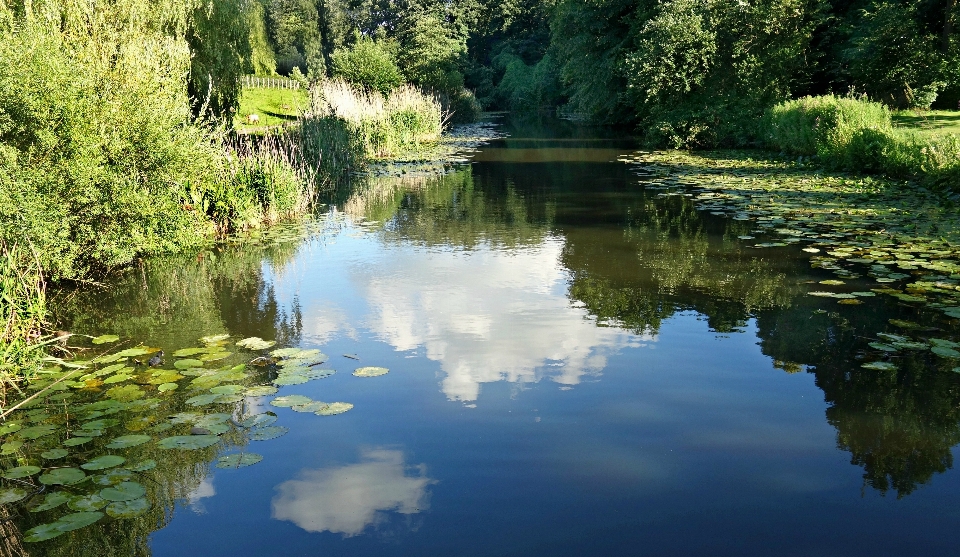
0;332;386;544
621;150;960;375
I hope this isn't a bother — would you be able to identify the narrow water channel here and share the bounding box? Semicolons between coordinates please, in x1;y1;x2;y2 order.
8;117;960;556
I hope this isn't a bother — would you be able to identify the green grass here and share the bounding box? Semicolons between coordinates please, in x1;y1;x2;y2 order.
234;87;309;131
893;110;960;137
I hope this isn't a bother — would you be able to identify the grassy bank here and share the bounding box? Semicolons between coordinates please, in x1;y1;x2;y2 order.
234;86;309;131
762;95;960;188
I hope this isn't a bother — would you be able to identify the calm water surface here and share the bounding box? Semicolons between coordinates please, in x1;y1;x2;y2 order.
26;118;960;555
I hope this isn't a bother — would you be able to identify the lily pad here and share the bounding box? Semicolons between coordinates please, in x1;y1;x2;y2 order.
62;437;93;447
24;512;103;542
237;337;276;350
200;352;231;362
81;455;126;471
99;481;146;502
274;374;309;386
126;460;157;472
291;401;328;413
3;465;41;479
868;343;898;352
106;384;144;402
173;347;207;357
270;347;303;358
0;487;29;504
68;494;108;512
41;448;69;460
91;335;120;344
353;366;389;377
249;426;289;441
106;497;150;518
861;361;897;371
216;453;263;469
30;491;71;512
214;394;243;404
819;280;845;286
185;394;221;407
158;383;179;392
244;385;278;397
239;413;277;428
18;424;58;440
114;348;150;358
0;422;22;436
93;469;135;485
175;359;204;370
269;395;311;407
316;402;354;416
157;435;220;450
200;334;231;345
0;441;23;455
932;346;960;358
39;467;86;485
210;384;245;395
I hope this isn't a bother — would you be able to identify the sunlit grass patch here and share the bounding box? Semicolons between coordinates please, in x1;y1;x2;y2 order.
234;87;309;131
893;110;960;138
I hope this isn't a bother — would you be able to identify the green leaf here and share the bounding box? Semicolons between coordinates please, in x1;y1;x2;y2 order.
41;448;69;460
125;459;157;472
18;424;58;440
68;494;108;512
93;469;136;485
3;465;41;479
244;385;278;397
269;395;311;407
157;435;220;450
0;487;29;504
237;337;276;350
106;435;151;449
172;347;207;357
99;481;146;502
248;426;288;441
353;366;389;377
91;335;120;345
316;402;354;416
175;359;204;370
932;346;960;358
216;453;263;469
30;491;72;512
239;413;277;428
81;455;126;470
39;467;86;485
106;497;150;518
62;437;93;447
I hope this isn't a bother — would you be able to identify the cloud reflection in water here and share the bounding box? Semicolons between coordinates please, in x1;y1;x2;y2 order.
271;449;435;537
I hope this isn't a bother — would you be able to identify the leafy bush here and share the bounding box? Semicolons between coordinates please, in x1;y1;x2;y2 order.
764;95;893;157
330;37;403;96
493;52;562;113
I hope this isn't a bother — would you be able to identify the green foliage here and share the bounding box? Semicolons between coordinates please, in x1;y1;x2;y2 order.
0;242;46;386
330;37;403;96
841;2;946;109
396;7;468;96
247;1;279;76
764;95;960;185
493;51;561;112
187;0;252;119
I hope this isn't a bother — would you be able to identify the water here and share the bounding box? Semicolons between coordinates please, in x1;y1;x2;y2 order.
11;117;960;555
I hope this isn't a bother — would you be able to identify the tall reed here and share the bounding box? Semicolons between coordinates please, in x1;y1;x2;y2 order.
0;242;47;392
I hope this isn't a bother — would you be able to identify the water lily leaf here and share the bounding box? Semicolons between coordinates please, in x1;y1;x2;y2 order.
99;482;146;502
172;348;207;358
316;402;354;416
852;291;876;297
91;335;120;345
868;343;898;352
168;412;199;424
210;384;245;395
932;346;960;358
0;422;22;436
30;491;71;512
270;347;302;358
269;395;311;407
126;460;156;472
62;437;93;447
819;280;845;285
3;465;41;479
291;401;328;413
93;469;135;485
245;385;278;397
106;435;151;449
861;361;897;371
200;334;230;345
41;448;69;460
200;352;231;362
106;497;150;518
59;511;104;530
175;359;203;370
24;522;68;542
158;383;178;392
892;341;928;350
214;394;243;404
216;453;263;469
24;512;103;542
889;319;924;329
838;299;862;305
237;337;276;350
114;348;149;358
185;394;220;407
81;455;125;471
249;426;288;441
39;467;86;485
239;413;277;428
18;425;57;440
106;385;144;402
353;366;389;377
68;494;108;512
930;338;960;349
274;374;309;386
0;487;29;504
157;435;219;450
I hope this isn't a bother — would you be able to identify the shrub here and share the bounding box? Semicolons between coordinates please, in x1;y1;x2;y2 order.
763;95;892;157
330;37;403;96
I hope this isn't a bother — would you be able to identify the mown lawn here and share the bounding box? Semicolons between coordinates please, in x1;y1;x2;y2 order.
233;86;309;132
893;109;960;137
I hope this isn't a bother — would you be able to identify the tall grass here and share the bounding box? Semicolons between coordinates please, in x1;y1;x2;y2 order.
0;242;47;392
303;80;444;160
763;95;960;187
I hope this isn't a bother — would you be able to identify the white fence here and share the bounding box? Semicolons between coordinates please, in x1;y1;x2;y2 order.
241;76;302;90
